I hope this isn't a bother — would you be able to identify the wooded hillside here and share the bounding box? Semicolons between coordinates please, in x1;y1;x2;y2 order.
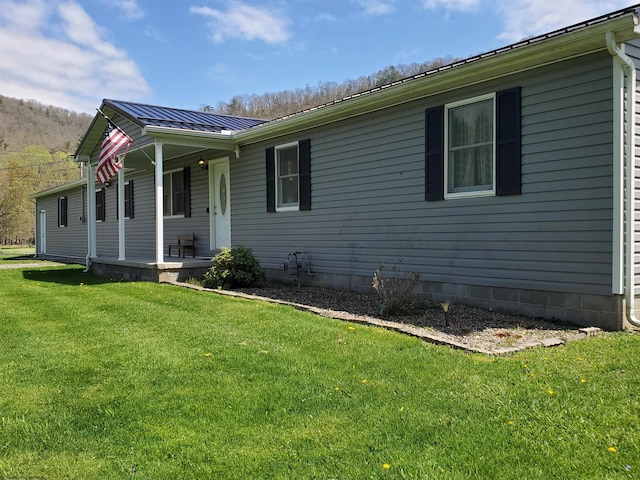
204;57;457;118
0;96;92;245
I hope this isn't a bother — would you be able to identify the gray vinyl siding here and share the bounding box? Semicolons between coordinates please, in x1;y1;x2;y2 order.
35;185;87;258
232;51;615;296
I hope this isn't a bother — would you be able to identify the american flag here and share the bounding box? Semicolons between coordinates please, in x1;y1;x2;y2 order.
96;125;132;184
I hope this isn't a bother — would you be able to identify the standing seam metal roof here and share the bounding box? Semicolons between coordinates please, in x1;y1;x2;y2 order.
104;99;266;132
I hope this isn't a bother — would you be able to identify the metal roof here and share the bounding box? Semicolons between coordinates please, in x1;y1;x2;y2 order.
104;99;266;132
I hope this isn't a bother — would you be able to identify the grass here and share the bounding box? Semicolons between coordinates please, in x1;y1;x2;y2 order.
1;265;639;479
0;245;36;262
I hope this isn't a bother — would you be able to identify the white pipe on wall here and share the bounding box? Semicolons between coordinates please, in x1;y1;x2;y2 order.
607;31;640;328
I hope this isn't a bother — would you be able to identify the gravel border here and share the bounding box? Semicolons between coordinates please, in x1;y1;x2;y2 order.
171;282;601;355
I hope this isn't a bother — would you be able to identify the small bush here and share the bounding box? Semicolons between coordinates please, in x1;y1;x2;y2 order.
202;246;266;289
372;264;420;316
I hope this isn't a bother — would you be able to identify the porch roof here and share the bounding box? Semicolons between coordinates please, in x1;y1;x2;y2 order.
104;99;266;133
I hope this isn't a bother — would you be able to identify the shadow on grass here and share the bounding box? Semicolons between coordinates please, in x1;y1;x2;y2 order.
22;268;119;286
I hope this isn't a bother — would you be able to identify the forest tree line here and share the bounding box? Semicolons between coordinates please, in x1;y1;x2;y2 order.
202;57;457;118
0;96;92;245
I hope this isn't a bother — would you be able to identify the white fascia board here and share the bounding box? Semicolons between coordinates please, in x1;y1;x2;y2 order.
235;15;640;146
142;125;236;150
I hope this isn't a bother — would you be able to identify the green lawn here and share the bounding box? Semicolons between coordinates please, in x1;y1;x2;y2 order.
1;265;638;479
0;245;36;262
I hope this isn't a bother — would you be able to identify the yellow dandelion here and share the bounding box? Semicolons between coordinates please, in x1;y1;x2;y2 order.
608;446;617;453
530;372;535;377
547;389;554;395
523;364;528;369
334;387;340;391
580;378;587;383
362;379;368;384
382;463;390;470
508;421;514;425
204;353;212;357
348;326;356;331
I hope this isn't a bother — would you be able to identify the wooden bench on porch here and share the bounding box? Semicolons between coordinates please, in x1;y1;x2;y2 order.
168;233;196;258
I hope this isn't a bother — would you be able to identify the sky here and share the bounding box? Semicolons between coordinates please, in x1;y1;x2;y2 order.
0;0;636;114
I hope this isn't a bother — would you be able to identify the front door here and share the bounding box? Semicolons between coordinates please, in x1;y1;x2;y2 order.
209;158;231;249
39;210;46;254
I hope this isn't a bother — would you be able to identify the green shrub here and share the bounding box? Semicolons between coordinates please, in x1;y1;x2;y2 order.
202;246;266;289
372;264;420;316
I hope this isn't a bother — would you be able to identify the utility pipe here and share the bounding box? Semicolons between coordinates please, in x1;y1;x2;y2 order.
606;31;640;328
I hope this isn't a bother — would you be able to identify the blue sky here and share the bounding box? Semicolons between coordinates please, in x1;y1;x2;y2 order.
0;0;634;114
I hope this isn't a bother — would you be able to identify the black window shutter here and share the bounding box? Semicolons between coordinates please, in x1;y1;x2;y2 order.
425;105;445;201
266;147;275;212
183;166;191;217
299;139;311;211
128;180;134;219
496;87;522;196
96;189;105;222
58;197;67;227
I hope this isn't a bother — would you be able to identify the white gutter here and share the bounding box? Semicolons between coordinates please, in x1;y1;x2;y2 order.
606;31;640;328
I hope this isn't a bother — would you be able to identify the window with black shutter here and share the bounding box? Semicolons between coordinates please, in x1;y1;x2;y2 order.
425;87;521;200
266;139;311;212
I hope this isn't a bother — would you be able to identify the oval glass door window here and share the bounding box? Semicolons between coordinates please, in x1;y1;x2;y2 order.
219;174;227;215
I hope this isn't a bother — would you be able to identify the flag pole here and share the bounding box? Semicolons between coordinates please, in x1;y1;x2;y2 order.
96;107;155;165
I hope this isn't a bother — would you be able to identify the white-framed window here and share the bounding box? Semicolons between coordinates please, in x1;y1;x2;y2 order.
445;93;496;198
163;169;185;217
275;142;300;212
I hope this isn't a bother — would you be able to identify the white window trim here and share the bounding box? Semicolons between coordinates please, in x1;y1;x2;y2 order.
275;141;300;212
444;92;497;200
163;168;186;219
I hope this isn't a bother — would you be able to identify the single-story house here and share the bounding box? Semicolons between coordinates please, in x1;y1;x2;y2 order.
33;5;640;330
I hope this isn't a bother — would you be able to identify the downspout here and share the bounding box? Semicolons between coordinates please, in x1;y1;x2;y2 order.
606;31;640;327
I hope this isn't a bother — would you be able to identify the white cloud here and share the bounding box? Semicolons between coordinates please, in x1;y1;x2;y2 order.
0;0;149;113
354;0;397;16
190;2;291;44
496;0;631;42
113;0;144;20
420;0;480;13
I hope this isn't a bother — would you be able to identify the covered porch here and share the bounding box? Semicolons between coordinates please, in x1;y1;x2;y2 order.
73;100;266;279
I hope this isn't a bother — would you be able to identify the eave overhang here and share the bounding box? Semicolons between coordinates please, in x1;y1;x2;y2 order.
30;178;87;199
234;13;640;145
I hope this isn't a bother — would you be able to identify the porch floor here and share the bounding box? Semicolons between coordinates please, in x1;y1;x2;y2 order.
91;256;213;283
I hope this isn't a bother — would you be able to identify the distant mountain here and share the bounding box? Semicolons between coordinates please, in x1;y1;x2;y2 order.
0;95;93;154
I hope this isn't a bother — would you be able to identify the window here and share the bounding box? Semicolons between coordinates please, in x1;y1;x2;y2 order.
446;94;495;197
95;188;105;222
58;196;67;227
116;180;134;220
425;87;521;201
163;167;191;217
276;142;299;210
266;139;311;212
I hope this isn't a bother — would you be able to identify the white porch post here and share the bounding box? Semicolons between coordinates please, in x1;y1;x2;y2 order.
155;143;164;264
86;163;96;258
117;167;126;260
